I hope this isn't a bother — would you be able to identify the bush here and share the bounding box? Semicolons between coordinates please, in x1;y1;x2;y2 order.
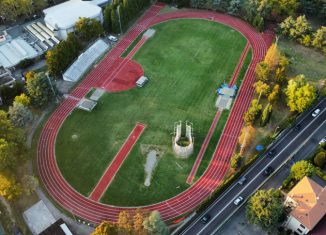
17;58;35;69
314;151;326;168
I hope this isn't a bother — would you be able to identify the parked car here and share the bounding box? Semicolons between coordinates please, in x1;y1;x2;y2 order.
201;214;211;224
263;166;274;176
319;138;326;145
266;149;276;158
233;196;244;205
108;35;118;42
312;108;321;117
238;176;247;185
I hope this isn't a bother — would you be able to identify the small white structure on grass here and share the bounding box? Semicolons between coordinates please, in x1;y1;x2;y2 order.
43;0;103;40
77;98;97;112
172;121;194;158
136;76;148;87
144;150;158;187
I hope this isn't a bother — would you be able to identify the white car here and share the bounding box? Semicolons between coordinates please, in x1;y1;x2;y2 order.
234;196;244;206
312;109;321;117
319;138;326;145
108;35;118;42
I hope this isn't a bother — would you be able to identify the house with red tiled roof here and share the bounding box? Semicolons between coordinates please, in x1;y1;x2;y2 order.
284;176;326;235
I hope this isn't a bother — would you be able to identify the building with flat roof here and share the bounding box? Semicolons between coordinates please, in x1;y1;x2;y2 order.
0;38;38;68
43;0;103;40
284;176;326;235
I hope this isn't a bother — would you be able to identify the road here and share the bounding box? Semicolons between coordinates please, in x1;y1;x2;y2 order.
179;98;326;235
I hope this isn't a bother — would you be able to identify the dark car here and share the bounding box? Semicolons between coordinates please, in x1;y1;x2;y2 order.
267;149;276;158
263;166;274;176
201;214;211;224
294;124;301;131
238;176;247;185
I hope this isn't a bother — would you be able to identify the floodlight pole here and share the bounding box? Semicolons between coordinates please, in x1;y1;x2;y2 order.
46;72;59;103
117;5;123;35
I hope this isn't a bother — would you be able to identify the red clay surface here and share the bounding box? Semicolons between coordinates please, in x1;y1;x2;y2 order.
37;3;274;223
89;123;145;201
101;37;147;92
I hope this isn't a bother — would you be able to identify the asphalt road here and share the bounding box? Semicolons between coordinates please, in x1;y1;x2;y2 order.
179;98;326;235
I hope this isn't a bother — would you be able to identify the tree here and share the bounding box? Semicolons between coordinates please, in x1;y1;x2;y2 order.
246;189;284;231
46;33;82;76
243;99;262;125
26;72;54;108
8;102;33;128
111;8;120;34
143;211;168;235
230;153;242;170
0;171;22;200
255;62;270;82
33;0;48;12
0;111;26;171
314;151;326;168
253;80;270;99
238;125;256;154
292;15;311;40
0;82;25;106
264;43;280;70
133;209;146;235
14;93;30;106
21;175;39;195
268;84;280;103
91;221;117;235
290;160;315;181
285;75;317;113
312;26;326;54
260;103;272;126
117;211;132;232
104;5;113;32
75;17;104;42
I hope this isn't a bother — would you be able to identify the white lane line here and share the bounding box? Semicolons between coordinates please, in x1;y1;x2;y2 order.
197;109;326;235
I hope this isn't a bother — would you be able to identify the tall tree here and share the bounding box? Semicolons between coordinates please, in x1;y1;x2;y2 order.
14;94;30;106
91;221;118;235
246;189;284;231
0;171;22;200
268;84;280;103
290;160;315;181
0;111;26;171
26;72;54;108
238;125;256;154
143;211;169;235
264;43;280;70
230;153;242;170
312;26;326;54
255;62;270;82
75;17;104;42
103;5;113;32
285;75;317;113
260;103;272;126
243;99;262;125
133;209;146;235
117;211;132;232
8;102;33;128
253;80;270;99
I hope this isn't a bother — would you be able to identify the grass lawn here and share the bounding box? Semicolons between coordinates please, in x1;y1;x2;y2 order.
278;39;326;86
56;19;247;206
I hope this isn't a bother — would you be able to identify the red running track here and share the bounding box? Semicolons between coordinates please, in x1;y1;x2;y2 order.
186;110;222;184
89;123;146;201
186;40;251;185
37;3;273;223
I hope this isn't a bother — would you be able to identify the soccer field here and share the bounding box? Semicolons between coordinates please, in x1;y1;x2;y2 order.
55;19;247;206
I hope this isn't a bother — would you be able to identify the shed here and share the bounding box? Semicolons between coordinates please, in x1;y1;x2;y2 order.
136;76;148;87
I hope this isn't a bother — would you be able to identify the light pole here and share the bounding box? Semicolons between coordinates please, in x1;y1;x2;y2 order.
117;5;123;35
45;72;59;103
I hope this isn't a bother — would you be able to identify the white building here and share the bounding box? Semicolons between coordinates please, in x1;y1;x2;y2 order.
0;38;38;68
284;177;326;234
43;0;103;40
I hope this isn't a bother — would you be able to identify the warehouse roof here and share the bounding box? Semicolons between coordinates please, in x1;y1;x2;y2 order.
0;38;38;68
43;0;102;30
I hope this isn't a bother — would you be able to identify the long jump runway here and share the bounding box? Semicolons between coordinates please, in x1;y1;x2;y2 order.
37;3;273;223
